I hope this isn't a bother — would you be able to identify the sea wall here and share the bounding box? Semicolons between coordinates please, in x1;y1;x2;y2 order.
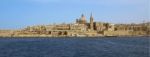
103;31;147;36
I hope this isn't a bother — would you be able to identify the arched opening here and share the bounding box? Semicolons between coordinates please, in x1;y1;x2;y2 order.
64;31;68;35
48;31;51;34
58;31;62;35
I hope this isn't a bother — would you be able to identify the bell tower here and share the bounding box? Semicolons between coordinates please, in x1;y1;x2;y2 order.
90;13;94;30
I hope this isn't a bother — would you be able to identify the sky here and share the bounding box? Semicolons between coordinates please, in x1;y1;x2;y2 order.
0;0;149;29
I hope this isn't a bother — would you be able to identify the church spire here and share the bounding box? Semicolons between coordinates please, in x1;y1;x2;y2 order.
90;13;93;19
90;13;94;30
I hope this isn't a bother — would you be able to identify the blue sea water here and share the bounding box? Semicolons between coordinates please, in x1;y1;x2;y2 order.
0;37;149;57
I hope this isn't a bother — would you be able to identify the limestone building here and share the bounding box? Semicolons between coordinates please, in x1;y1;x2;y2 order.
76;14;87;24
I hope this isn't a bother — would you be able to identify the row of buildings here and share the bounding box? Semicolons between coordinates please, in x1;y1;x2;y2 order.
0;14;150;37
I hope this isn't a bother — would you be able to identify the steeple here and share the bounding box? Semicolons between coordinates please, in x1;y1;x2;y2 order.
90;13;93;20
90;13;94;30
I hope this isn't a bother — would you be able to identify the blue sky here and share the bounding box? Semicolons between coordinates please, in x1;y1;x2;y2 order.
0;0;149;29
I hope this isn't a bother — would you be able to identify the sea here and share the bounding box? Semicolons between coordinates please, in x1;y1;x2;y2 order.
0;37;149;57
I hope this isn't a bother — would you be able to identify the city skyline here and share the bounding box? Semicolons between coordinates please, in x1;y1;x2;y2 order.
0;0;149;29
